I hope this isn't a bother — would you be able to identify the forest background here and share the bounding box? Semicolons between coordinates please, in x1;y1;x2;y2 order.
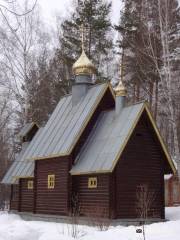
0;0;179;204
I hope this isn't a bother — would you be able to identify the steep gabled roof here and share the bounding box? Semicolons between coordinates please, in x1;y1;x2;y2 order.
25;83;113;160
2;83;115;183
2;128;43;184
70;102;176;175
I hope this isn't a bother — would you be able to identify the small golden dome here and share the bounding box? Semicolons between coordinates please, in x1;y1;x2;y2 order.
72;50;96;75
115;80;127;96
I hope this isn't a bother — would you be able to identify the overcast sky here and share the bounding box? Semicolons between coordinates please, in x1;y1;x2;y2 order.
37;0;122;25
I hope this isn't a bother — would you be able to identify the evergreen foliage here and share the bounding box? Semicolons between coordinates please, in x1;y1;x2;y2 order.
116;0;162;108
116;0;180;160
59;0;113;81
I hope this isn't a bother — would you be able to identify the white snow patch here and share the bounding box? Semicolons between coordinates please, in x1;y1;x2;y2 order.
0;207;180;240
166;207;180;221
164;174;173;180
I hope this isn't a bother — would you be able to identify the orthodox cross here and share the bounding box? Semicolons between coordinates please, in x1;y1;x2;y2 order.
119;48;125;83
80;23;85;51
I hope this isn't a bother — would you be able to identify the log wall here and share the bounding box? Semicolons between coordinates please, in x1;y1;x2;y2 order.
34;157;70;215
114;112;165;219
73;174;110;218
10;184;19;211
19;178;34;212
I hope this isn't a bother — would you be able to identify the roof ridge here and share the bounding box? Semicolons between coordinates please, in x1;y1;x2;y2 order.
58;82;108;101
89;82;108;89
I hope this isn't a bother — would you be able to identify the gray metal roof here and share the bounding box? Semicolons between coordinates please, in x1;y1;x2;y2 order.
70;102;144;175
2;83;109;184
3;80;175;182
2;128;43;184
17;122;37;138
2;143;29;184
24;83;108;160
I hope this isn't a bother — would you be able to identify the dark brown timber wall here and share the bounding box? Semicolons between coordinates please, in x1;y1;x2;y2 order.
10;184;19;211
34;157;70;215
114;112;165;219
73;175;110;218
19;178;34;212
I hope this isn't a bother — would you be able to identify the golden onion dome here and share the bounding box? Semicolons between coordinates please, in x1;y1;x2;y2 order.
72;50;96;76
115;80;127;96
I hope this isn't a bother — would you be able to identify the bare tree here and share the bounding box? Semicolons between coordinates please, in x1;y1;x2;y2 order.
0;0;44;205
69;193;81;238
0;0;37;16
142;0;180;173
0;0;41;124
136;184;157;240
0;87;15;206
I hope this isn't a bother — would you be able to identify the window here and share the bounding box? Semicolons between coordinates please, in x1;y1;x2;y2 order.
48;175;55;189
88;177;97;188
27;180;33;189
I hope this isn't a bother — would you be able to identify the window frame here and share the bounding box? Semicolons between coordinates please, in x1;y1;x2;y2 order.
27;180;33;190
48;174;55;189
88;177;97;189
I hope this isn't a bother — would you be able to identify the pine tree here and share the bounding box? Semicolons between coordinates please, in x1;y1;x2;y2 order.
23;0;113;127
57;0;113;81
116;0;162;110
26;49;53;125
117;0;180;165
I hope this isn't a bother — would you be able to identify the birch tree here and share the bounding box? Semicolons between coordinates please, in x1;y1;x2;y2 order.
0;87;15;205
157;0;180;173
0;0;40;125
117;0;180;173
142;0;180;170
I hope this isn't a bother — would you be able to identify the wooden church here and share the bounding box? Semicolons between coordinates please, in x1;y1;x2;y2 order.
2;46;176;220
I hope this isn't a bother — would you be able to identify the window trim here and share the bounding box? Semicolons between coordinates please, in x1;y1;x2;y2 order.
88;177;97;189
48;174;55;189
27;180;33;189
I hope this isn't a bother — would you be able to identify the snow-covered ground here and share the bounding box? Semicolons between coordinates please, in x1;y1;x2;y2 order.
0;207;180;240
